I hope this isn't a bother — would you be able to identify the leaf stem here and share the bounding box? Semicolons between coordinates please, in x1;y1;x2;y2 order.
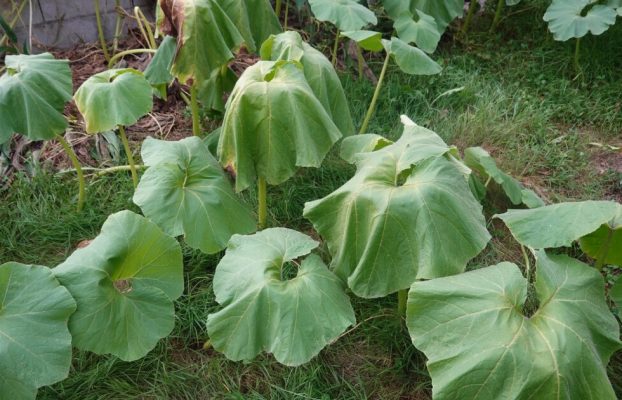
56;134;86;212
258;176;268;230
359;51;391;134
490;0;504;33
108;48;156;69
275;0;282;18
462;0;478;35
331;29;340;66
574;38;582;76
118;125;138;188
521;245;531;280
112;0;122;55
94;0;110;62
356;43;364;79
397;289;408;318
190;82;202;137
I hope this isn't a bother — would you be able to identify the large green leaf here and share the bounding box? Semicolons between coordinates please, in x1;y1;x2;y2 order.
158;0;245;84
308;0;377;31
54;211;183;362
407;251;621;399
383;37;442;75
544;0;618;41
260;31;355;136
340;30;384;52
393;9;441;54
304;122;490;298
206;228;355;366
382;0;464;33
218;61;342;192
215;0;281;52
133;137;256;254
339;133;393;164
197;65;238;113
0;53;72;143
74;69;153;133
579;203;622;266
0;262;76;400
463;146;546;208
145;35;176;87
496;201;620;249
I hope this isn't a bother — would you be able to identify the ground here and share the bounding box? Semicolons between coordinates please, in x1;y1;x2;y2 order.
1;2;622;399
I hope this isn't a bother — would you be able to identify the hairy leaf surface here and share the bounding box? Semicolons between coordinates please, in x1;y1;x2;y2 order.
0;53;72;143
219;61;342;191
308;0;377;31
0;262;76;400
407;251;621;399
544;0;618;41
133;137;256;254
74;69;153;133
206;228;355;366
304;123;490;298
496;201;620;249
261;31;354;135
54;211;183;361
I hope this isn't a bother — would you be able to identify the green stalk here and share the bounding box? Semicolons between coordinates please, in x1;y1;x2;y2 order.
521;245;531;280
595;229;614;270
112;0;122;54
331;29;340;66
118;125;138;187
94;0;110;62
284;0;290;30
490;0;504;32
275;0;282;18
56;134;86;212
397;289;408;317
190;82;201;137
134;6;157;49
462;0;478;35
359;52;391;134
258;176;268;230
108;48;156;68
356;43;364;80
574;38;582;76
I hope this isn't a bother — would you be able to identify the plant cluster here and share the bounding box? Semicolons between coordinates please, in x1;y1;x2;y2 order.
0;1;621;399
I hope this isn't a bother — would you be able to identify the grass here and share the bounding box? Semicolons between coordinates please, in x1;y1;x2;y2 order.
2;1;622;398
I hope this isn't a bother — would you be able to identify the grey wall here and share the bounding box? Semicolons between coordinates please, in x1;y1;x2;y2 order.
1;0;155;49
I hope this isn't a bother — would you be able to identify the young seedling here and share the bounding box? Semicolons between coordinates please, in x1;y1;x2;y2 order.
0;53;86;211
340;30;441;134
73;68;153;188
